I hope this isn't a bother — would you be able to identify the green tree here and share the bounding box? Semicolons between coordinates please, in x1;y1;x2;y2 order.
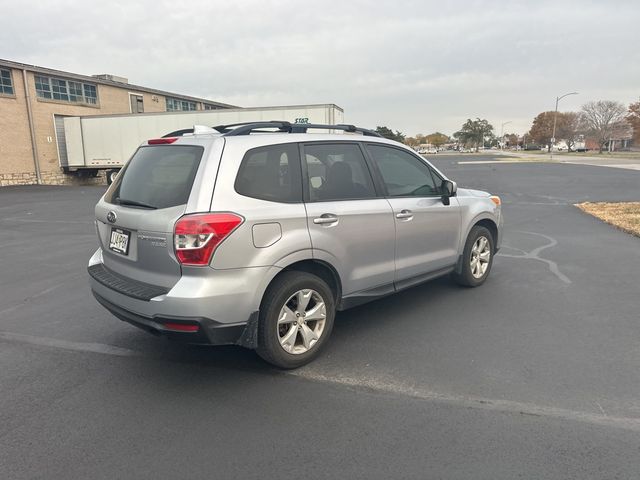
375;126;405;143
453;118;494;150
405;136;420;148
425;132;450;147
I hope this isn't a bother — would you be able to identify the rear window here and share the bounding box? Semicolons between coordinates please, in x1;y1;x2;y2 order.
234;143;302;203
105;145;203;209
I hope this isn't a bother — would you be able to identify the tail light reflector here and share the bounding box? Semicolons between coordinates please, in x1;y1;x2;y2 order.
174;213;243;266
163;322;199;333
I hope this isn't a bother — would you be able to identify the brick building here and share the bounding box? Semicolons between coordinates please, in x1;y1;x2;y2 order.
0;59;235;186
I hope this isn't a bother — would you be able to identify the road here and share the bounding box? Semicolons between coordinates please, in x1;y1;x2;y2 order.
1;155;639;479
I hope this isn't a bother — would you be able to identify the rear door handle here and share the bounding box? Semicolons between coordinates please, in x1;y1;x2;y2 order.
313;214;339;225
396;209;414;220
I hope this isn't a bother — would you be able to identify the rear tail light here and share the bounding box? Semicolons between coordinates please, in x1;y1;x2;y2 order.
148;137;178;144
174;213;243;266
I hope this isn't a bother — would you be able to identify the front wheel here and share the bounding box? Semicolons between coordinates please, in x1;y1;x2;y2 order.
257;272;335;369
452;225;494;287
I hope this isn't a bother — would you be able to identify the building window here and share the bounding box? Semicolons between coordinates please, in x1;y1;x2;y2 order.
129;93;144;113
203;103;219;110
166;97;197;111
0;68;13;95
34;75;98;105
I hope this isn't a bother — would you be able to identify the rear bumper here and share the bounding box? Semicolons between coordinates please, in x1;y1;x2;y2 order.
92;290;258;346
87;248;270;348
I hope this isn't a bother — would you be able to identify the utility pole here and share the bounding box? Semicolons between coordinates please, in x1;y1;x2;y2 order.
551;91;578;160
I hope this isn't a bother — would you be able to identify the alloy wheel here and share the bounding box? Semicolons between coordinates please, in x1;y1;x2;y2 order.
277;289;327;355
470;236;491;279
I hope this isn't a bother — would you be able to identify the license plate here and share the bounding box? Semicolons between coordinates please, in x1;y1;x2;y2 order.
109;228;131;255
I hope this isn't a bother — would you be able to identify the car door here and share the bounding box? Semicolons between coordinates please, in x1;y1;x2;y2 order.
302;142;396;297
365;144;462;288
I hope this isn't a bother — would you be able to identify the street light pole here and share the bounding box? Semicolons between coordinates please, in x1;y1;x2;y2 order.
551;91;578;160
500;121;512;151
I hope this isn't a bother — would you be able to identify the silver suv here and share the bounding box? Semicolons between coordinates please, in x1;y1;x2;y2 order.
88;122;503;368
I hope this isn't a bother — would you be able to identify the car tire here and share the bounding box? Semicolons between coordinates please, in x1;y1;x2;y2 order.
257;271;335;369
452;225;494;287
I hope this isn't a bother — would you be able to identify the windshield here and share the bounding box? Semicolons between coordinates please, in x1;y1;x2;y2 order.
105;145;203;210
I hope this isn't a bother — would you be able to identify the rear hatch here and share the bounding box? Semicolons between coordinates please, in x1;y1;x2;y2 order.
95;143;205;289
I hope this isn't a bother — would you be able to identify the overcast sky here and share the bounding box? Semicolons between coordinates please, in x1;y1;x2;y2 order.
1;0;638;136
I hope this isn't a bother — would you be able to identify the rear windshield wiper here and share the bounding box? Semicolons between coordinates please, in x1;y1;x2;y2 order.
115;197;157;209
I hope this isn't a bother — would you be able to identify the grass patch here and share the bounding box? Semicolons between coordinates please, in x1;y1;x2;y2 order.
576;202;640;237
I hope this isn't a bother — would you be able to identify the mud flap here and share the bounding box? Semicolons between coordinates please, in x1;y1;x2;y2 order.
236;311;260;349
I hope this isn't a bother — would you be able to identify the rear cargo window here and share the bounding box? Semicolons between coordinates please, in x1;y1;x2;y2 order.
105;145;203;209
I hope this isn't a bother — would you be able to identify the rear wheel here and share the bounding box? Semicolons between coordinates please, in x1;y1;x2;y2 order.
257;272;335;369
106;169;119;185
452;225;494;287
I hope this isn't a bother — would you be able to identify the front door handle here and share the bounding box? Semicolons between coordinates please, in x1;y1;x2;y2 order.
396;209;414;220
313;214;339;225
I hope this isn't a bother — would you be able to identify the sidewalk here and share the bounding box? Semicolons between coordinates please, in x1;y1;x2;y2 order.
496;151;640;171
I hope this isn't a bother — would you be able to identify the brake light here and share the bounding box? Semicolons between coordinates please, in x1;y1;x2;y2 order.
174;213;243;266
148;137;178;144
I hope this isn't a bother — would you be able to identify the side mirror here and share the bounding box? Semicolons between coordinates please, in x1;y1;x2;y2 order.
441;180;457;205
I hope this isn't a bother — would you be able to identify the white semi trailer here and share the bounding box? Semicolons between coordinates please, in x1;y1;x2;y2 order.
55;104;344;184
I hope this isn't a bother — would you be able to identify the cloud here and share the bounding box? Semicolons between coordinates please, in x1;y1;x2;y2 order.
1;0;638;135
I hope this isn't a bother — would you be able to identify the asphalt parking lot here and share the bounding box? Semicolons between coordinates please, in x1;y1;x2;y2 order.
1;154;639;479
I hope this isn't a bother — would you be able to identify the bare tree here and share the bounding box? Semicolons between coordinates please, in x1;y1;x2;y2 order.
581;101;628;153
557;112;584;152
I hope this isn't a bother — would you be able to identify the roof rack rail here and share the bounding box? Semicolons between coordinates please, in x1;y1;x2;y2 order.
217;121;382;137
161;121;383;139
289;123;381;137
212;121;291;134
218;121;293;136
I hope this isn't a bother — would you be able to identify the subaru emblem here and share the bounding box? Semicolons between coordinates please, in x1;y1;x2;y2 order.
106;211;117;224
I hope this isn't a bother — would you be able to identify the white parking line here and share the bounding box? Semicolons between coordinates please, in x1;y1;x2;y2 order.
0;331;141;357
290;370;640;432
2;330;639;432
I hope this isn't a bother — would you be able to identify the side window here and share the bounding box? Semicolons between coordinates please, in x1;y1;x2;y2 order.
303;143;376;202
428;166;443;190
367;145;440;197
235;143;302;203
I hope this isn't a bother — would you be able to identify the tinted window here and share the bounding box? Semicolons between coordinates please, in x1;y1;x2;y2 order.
303;143;376;201
105;145;203;209
367;145;441;197
235;143;302;203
